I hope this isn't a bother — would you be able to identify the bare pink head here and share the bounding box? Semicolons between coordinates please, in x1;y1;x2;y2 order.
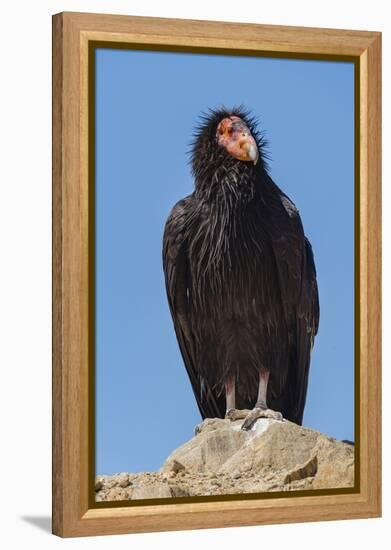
216;115;259;165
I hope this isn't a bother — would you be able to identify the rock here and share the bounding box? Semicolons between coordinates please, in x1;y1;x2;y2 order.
132;482;172;500
161;419;248;474
102;487;131;501
96;417;354;502
311;436;355;489
219;421;318;476
169;483;190;497
195;417;230;435
95;478;104;491
284;454;318;484
170;459;186;474
116;473;130;488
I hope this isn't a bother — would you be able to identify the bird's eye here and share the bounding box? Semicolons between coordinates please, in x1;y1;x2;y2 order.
227;127;233;134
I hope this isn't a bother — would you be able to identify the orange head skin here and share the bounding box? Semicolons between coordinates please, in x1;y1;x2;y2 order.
216;116;259;165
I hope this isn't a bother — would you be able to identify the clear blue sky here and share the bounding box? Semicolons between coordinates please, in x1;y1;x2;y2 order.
95;48;355;475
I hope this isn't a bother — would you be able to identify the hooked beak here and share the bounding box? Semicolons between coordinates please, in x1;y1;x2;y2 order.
246;141;259;165
238;133;259;165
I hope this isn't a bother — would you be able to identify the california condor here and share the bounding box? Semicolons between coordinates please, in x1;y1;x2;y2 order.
163;107;319;429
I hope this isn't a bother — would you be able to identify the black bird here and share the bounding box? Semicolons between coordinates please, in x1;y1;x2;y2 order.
163;107;319;429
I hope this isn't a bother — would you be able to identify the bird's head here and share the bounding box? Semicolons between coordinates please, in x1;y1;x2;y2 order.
190;107;267;187
216;115;259;165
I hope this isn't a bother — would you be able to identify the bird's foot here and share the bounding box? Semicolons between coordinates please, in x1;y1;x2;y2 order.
225;408;252;421
241;407;283;431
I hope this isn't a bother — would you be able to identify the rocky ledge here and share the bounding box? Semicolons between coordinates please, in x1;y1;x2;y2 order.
95;417;354;502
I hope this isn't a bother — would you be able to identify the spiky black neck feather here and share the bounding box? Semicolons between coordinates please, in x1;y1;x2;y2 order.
190;107;269;202
186;108;271;306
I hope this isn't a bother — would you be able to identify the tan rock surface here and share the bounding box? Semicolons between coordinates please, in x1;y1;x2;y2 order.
95;417;354;502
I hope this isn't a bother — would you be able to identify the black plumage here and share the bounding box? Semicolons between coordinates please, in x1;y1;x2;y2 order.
163;107;319;425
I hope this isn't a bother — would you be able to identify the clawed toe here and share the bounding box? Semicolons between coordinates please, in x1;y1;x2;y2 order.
225;408;251;421
241;409;261;430
263;408;283;422
225;408;235;420
241;407;283;430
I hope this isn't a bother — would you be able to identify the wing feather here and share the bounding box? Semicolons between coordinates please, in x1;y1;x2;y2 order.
163;197;225;419
266;177;319;424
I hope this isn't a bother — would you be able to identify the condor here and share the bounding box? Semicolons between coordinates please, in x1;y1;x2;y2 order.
163;107;319;430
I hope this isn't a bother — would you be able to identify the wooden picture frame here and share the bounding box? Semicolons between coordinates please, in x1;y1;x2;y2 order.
52;11;381;537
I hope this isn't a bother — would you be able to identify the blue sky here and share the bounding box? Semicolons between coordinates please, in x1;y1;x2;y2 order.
95;48;355;475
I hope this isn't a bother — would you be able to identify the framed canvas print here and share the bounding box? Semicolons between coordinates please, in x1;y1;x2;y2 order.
52;12;381;537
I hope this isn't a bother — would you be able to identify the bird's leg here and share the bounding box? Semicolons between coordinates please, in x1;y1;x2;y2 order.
224;378;240;419
224;378;253;420
241;369;283;430
255;368;269;409
225;378;235;412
